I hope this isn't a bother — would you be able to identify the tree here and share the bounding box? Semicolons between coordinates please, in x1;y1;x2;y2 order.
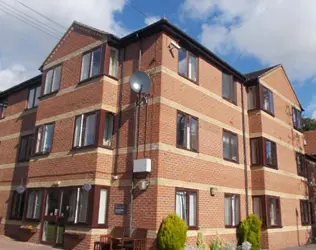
303;117;316;131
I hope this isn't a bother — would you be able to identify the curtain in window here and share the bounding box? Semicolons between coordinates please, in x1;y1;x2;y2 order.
42;125;53;152
176;191;187;223
231;136;238;161
253;197;262;220
189;54;197;81
224;196;231;225
190;118;197;151
270;199;277;225
177;114;185;146
98;189;107;224
266;141;272;165
248;86;257;109
109;48;119;78
251;139;258;165
28;88;35;109
84;114;96;146
44;70;53;94
52;66;61;92
189;193;196;226
78;190;88;223
34;191;42;219
178;49;187;76
34;86;41;107
27;191;35;218
91;48;101;77
234;196;240;225
222;73;232;100
263;89;270;111
74;116;82;147
223;133;230;159
81;53;91;81
36;127;42;153
68;189;77;222
104;114;114;146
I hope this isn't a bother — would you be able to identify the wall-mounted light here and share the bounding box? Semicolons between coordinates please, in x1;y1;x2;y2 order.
210;187;218;196
168;40;181;51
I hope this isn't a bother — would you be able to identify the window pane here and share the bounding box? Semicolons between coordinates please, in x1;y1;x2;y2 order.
270;199;277;225
68;189;77;222
234;196;240;225
78;190;88;223
263;88;273;113
178;48;187;77
91;48;101;77
177;114;185;146
84;113;96;146
28;88;35;109
109;48;119;77
52;66;61;92
34;191;43;219
74;116;82;147
222;73;232;100
36;126;43;153
253;197;262;220
42;124;53;152
223;133;230;159
251;139;259;165
176;191;187;223
266;141;272;165
224;196;231;225
98;189;108;224
27;191;35;218
189;54;197;81
248;86;257;109
19;137;27;161
34;86;41;107
44;70;53;94
189;193;196;226
231;135;238;161
80;53;91;81
190;118;197;151
104;114;114;146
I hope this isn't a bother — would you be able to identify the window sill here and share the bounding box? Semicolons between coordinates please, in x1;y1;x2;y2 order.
71;144;97;152
77;74;103;86
100;145;114;150
0;117;6;120
178;73;198;85
261;108;275;117
222;96;237;106
32;152;50;157
105;73;119;81
293;127;303;133
264;225;283;229
39;90;59;100
225;225;238;229
17;159;30;163
251;165;278;170
176;144;198;153
301;222;311;226
24;107;38;112
187;226;199;230
24;218;41;223
224;157;239;164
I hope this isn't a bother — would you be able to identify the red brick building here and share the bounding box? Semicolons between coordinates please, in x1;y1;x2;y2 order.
0;19;310;249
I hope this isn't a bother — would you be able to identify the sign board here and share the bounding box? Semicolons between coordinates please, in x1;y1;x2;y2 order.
114;204;128;215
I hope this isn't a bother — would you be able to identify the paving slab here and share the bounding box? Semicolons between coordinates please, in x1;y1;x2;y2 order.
0;236;56;250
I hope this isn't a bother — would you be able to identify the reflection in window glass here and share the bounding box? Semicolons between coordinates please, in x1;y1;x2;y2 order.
178;48;187;77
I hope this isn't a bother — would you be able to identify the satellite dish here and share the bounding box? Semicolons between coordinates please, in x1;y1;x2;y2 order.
82;183;92;192
129;71;151;94
16;186;25;194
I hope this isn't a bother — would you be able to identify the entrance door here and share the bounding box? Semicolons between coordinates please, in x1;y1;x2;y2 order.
42;189;71;246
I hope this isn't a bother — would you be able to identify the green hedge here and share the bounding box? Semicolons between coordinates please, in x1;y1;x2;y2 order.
238;214;262;250
157;214;188;250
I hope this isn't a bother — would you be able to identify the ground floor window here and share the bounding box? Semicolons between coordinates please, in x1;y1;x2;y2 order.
10;191;25;220
300;200;311;225
224;194;240;227
253;195;282;228
26;190;43;220
176;189;197;228
67;188;89;224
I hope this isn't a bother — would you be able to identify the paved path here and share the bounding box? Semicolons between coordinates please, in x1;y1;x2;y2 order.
0;236;55;249
283;245;316;250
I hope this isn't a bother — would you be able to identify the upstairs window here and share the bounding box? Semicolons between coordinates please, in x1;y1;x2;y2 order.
292;107;302;130
248;86;258;110
176;189;197;228
0;101;7;119
224;194;240;227
253;196;281;228
296;153;306;177
222;73;236;104
223;130;238;162
11;191;25;220
109;47;119;78
250;137;277;168
262;86;274;114
103;113;114;146
265;139;277;168
27;86;41;109
177;112;198;151
80;47;101;81
44;65;61;95
73;112;97;148
178;48;197;82
18;134;33;162
26;190;43;220
35;123;54;154
300;200;310;225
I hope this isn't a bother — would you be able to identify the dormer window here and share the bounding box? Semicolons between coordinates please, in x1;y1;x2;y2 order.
44;65;61;95
27;86;41;109
109;47;119;78
178;48;197;82
292;107;302;130
247;85;274;116
80;47;101;81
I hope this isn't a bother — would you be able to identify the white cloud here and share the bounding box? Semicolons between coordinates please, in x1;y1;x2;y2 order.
144;16;160;26
0;0;127;91
307;96;316;119
182;0;316;81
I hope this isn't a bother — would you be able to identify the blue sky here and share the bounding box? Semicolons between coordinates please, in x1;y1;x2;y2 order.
1;0;316;117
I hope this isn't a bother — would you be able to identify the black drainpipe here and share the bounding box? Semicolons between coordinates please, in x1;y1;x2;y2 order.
241;83;249;217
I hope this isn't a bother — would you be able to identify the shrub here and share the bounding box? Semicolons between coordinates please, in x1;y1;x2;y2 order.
237;214;262;250
210;236;224;250
196;232;209;250
157;214;188;250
